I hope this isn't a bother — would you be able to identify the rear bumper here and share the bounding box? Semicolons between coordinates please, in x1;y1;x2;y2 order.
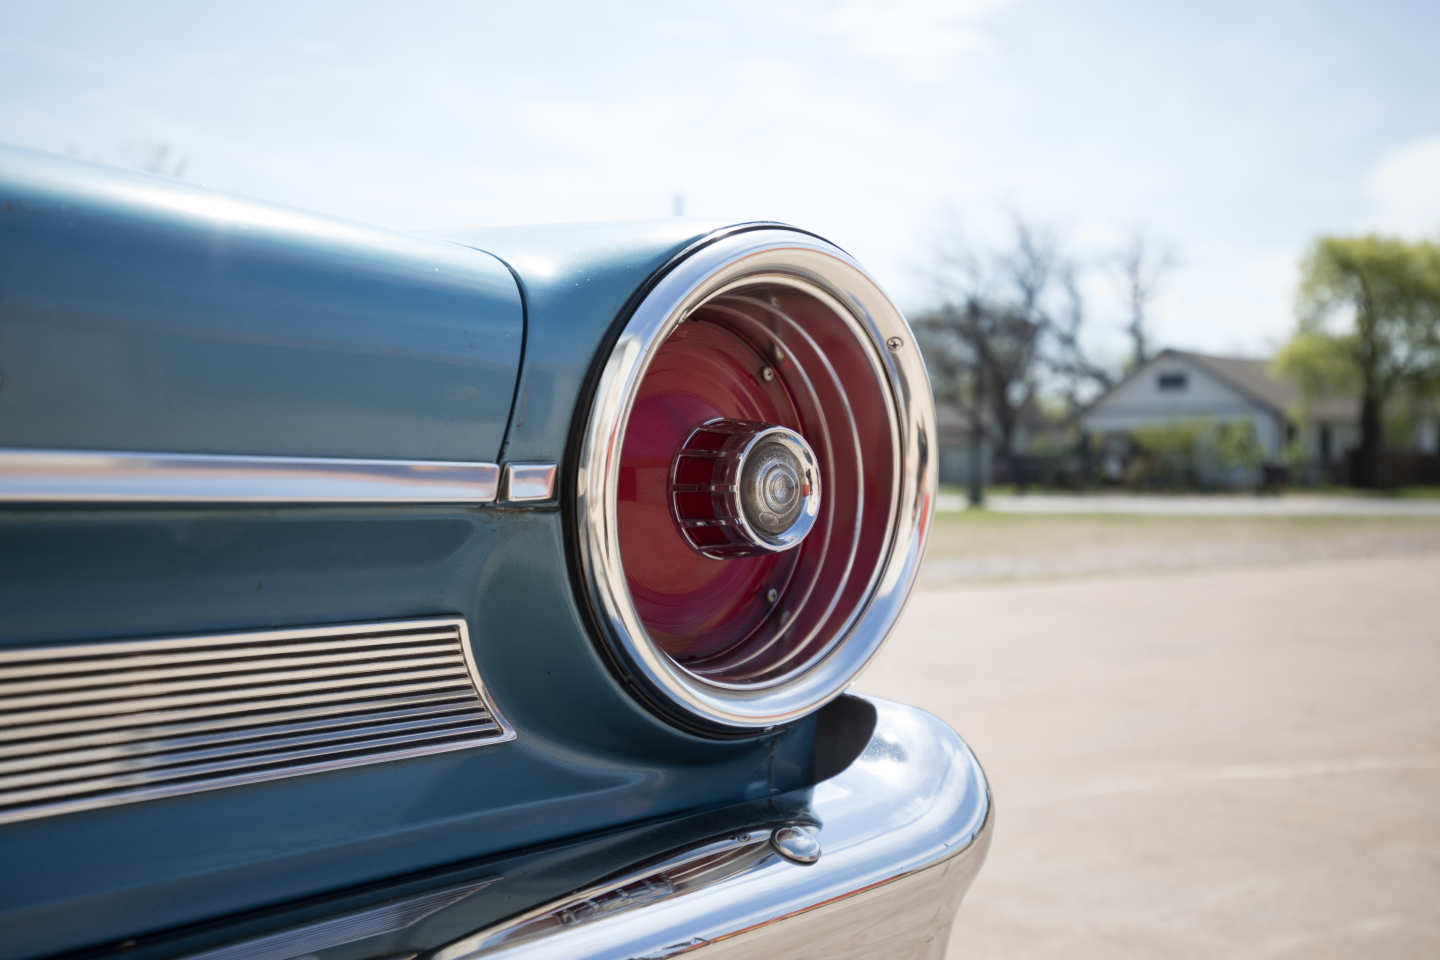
162;697;989;960
435;697;992;959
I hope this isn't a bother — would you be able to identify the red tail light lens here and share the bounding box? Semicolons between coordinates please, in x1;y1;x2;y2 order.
576;229;935;733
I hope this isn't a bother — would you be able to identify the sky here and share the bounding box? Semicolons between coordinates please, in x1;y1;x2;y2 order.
2;0;1437;366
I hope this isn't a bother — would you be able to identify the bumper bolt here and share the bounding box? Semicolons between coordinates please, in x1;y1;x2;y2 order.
770;825;821;865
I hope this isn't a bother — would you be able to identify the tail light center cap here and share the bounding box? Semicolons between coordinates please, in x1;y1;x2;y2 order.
671;419;821;557
742;440;806;535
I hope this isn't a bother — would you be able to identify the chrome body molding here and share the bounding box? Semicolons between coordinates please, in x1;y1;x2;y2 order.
185;877;501;960
574;229;938;730
0;448;503;503
501;462;559;503
430;698;990;960
0;448;565;505
0;618;514;824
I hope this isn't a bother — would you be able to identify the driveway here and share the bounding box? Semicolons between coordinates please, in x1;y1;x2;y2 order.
862;545;1440;957
937;492;1440;517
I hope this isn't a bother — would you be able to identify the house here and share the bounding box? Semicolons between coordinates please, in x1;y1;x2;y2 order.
1079;349;1359;481
935;400;1055;487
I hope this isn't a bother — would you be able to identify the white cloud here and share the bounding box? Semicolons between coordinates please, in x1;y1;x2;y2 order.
1363;135;1440;237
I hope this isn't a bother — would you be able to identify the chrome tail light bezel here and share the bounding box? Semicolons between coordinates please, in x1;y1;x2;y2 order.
573;227;937;733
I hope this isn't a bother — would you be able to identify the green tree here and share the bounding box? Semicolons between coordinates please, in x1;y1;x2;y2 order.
1273;235;1440;487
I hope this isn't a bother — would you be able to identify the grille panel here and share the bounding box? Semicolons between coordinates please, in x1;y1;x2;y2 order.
0;618;512;824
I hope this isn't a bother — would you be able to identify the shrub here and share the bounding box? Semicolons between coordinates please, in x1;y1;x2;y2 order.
1123;418;1262;490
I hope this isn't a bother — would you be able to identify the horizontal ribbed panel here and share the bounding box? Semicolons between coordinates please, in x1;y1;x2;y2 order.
0;618;512;824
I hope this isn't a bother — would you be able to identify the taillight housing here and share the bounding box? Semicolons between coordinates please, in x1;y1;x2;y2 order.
574;228;936;733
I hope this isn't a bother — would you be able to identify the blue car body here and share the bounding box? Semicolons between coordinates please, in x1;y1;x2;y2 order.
0;148;989;960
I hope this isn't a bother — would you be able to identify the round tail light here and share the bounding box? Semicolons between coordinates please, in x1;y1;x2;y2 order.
575;228;936;733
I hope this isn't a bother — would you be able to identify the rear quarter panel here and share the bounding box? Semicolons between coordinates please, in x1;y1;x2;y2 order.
0;153;809;958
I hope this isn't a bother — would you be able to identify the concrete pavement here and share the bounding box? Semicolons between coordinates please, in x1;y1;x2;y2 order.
861;552;1440;958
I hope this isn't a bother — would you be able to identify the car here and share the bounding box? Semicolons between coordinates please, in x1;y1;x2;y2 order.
0;145;991;960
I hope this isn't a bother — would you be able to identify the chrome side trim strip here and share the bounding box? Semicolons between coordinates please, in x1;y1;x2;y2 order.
0;618;515;824
0;448;501;503
431;697;991;960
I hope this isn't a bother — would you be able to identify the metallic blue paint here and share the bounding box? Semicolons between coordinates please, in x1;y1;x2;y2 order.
454;221;768;464
0;147;521;460
0;153;816;958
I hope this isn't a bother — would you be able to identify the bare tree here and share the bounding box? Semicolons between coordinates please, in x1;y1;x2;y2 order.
1112;230;1178;372
921;213;1157;492
913;298;989;504
924;299;1042;480
917;217;1182;494
1048;261;1115;409
917;214;1106;489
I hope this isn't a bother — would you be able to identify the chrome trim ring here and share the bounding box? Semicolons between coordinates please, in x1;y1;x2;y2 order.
574;228;937;731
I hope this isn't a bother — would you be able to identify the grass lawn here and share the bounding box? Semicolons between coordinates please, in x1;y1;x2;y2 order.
941;484;1440;500
1289;484;1440;499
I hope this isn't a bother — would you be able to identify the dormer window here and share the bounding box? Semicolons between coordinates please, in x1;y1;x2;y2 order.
1157;371;1188;391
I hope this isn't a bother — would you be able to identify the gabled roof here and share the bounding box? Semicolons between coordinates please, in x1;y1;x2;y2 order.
1172;350;1356;423
1082;348;1357;424
1176;351;1293;413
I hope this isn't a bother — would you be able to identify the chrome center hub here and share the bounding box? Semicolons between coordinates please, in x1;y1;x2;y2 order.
671;419;822;557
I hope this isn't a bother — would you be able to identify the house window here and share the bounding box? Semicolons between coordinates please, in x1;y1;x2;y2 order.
1156;371;1188;391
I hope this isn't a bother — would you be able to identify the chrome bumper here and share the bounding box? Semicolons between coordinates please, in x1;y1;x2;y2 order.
433;697;992;959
